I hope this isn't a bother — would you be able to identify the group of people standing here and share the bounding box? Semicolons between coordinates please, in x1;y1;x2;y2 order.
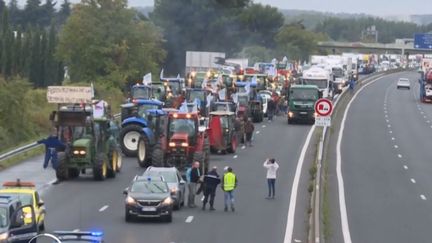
234;116;255;147
186;162;238;212
185;157;280;212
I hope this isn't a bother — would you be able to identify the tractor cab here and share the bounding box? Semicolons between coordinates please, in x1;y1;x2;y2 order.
150;82;166;101
249;98;264;123
162;78;185;108
131;84;152;100
208;111;237;154
211;101;236;113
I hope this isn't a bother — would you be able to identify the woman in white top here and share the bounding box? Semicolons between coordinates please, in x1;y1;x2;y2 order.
263;158;279;199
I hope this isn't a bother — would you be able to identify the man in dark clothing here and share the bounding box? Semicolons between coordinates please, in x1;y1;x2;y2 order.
244;118;255;147
267;99;276;121
202;166;221;211
187;161;201;208
37;129;66;170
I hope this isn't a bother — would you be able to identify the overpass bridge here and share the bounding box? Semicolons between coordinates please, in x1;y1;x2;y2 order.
318;41;432;55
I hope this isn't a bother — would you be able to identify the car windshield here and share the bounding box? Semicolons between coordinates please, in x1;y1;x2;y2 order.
220;116;230;129
238;96;249;106
302;79;328;89
131;181;168;193
144;171;178;183
0;193;33;206
168;82;181;94
290;89;318;101
399;79;409;83
332;68;344;77
0;207;8;228
132;87;151;99
169;118;196;138
152;85;165;100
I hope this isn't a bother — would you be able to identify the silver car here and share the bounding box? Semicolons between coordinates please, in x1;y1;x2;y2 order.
397;78;410;89
142;167;186;210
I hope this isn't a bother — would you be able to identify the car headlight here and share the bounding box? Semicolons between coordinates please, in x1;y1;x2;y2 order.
288;111;293;118
126;196;136;205
162;197;173;206
0;232;8;241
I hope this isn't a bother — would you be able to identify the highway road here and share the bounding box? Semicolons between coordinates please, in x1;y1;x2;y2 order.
328;71;432;243
0;115;314;243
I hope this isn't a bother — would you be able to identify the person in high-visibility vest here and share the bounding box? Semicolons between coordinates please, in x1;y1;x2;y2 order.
221;167;237;212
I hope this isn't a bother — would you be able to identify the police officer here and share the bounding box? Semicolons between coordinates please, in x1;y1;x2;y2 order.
222;167;237;212
202;166;221;211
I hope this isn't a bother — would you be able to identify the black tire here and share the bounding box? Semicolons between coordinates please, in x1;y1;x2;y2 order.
209;146;218;154
39;220;45;231
119;124;143;157
163;213;173;223
226;136;236;154
56;152;68;181
93;154;107;181
288;118;292;124
68;168;80;179
173;200;180;210
137;135;151;167
107;149;117;178
125;209;133;222
151;143;165;167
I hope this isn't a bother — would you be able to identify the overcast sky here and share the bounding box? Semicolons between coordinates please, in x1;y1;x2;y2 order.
14;0;432;16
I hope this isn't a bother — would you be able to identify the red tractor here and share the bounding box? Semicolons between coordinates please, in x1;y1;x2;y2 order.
148;110;210;173
208;111;237;154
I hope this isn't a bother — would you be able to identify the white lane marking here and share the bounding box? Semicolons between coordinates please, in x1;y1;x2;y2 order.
411;178;416;184
427;121;430;123
256;131;260;134
185;216;194;223
386;119;389;123
48;179;58;185
430;125;432;128
99;205;109;212
241;146;246;149
398;154;402;158
262;125;266;128
394;145;398;149
391;137;395;140
385;114;388;118
294;239;302;243
421;195;427;200
389;131;393;134
73;229;80;232
403;165;408;170
283;126;316;243
424;116;427;119
387;124;391;128
233;155;238;159
336;76;386;243
421;111;424;114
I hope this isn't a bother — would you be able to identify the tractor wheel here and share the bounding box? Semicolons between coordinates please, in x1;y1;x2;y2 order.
68;168;80;179
209;146;218;154
55;152;68;181
137;135;151;168
119;124;142;157
115;150;122;172
151;143;165;167
93;154;108;181
227;136;237;154
107;149;118;178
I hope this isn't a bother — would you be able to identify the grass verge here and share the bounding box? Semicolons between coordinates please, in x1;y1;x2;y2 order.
0;146;44;171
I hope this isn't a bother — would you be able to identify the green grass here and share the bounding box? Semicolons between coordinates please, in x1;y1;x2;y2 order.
0;145;44;171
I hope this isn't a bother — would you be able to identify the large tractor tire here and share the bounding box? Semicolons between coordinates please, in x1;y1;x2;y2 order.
68;168;80;179
151;143;165;167
119;124;143;157
55;152;68;181
107;149;119;178
93;154;108;181
226;135;237;154
137;135;151;168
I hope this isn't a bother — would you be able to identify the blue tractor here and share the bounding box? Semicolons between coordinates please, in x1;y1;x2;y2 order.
119;84;164;157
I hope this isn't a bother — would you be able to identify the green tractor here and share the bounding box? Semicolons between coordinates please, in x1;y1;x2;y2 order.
48;95;122;181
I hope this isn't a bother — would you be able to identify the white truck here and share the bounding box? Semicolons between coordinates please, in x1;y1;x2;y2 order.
301;66;333;98
185;51;226;74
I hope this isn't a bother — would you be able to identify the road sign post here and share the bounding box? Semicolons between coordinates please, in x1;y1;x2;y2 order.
314;98;333;127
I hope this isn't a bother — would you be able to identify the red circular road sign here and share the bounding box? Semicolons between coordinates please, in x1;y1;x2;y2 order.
314;98;333;116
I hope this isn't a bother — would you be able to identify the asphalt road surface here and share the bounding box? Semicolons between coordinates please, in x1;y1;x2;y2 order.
329;71;432;243
1;115;314;243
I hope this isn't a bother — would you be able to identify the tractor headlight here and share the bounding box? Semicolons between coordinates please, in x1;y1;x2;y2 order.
126;196;137;205
288;112;294;118
169;142;176;147
73;149;86;156
180;142;188;147
162;197;173;206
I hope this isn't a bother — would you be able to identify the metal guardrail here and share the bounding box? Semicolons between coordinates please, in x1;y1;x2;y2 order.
0;113;121;162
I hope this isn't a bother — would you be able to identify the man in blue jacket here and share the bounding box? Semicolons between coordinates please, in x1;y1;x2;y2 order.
37;128;66;170
202;166;221;211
